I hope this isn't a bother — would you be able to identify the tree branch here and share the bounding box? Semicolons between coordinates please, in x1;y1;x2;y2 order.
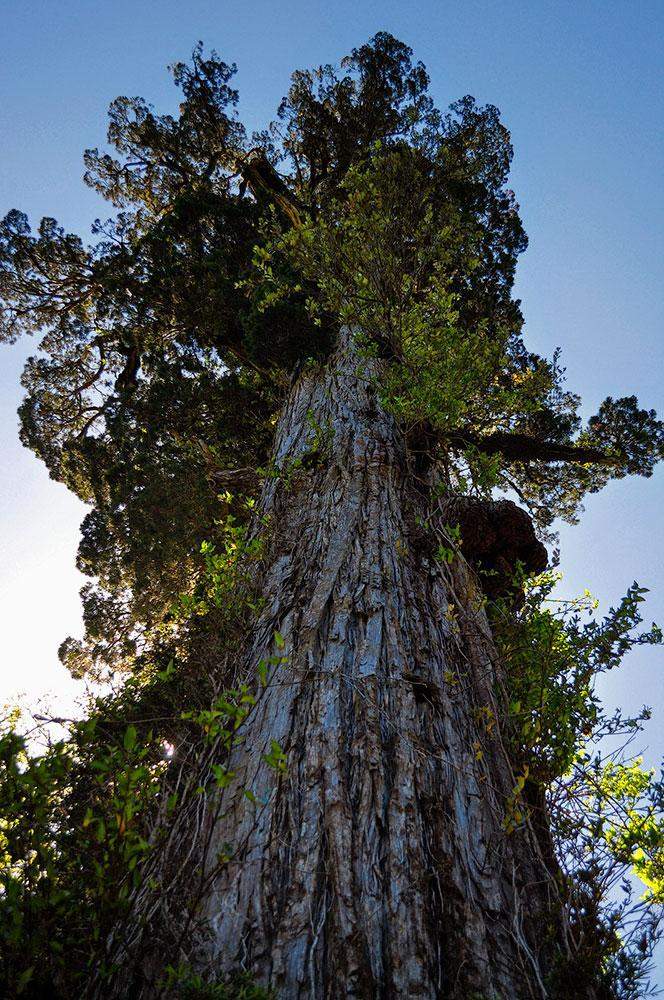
237;150;304;227
447;429;617;466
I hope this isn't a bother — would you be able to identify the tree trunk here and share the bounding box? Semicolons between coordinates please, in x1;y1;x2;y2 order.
185;328;569;999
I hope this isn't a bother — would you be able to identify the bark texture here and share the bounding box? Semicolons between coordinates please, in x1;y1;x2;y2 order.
191;330;569;998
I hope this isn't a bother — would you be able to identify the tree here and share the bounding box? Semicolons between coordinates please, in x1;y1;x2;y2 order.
1;34;663;999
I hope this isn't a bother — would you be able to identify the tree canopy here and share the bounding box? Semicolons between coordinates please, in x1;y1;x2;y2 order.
1;34;661;677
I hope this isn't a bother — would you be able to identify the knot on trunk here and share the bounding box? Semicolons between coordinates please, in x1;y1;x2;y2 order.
440;496;547;599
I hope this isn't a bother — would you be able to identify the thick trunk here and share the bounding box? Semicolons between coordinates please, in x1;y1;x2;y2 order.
96;329;578;999
188;329;568;999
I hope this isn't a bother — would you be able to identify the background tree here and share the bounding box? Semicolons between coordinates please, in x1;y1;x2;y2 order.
1;33;662;999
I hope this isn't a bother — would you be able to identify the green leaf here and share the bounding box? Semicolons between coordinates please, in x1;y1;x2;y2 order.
16;967;34;994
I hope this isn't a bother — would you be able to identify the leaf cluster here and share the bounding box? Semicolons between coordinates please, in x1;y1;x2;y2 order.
491;573;663;995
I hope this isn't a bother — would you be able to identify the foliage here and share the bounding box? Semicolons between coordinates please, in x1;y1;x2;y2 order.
0;512;285;998
250;142;662;529
493;573;662;785
162;965;273;998
0;708;165;996
491;573;663;994
547;747;664;1000
0;660;289;997
174;498;265;624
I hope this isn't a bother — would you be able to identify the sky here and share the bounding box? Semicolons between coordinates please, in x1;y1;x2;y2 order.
0;0;663;863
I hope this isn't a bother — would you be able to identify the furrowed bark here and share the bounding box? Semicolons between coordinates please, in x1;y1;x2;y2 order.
187;328;574;999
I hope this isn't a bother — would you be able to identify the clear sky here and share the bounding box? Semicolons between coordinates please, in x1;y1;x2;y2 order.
1;0;662;781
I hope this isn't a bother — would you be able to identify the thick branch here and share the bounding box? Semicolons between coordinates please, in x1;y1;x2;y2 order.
447;430;617;467
237;151;304;227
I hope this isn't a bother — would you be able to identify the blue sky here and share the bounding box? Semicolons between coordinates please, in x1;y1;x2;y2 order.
1;0;662;810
